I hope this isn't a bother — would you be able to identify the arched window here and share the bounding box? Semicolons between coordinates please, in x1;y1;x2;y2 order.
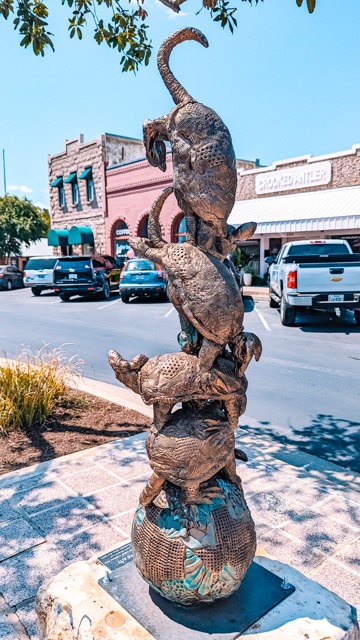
171;214;186;244
138;215;149;238
113;220;130;261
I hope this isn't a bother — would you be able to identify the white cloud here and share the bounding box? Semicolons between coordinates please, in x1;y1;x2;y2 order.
34;201;48;210
8;184;33;193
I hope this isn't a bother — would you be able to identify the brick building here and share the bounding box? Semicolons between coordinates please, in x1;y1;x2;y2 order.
48;134;258;261
48;133;144;255
229;144;360;276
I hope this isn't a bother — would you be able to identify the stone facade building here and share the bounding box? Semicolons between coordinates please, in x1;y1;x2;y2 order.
48;133;144;255
48;136;259;261
229;144;360;276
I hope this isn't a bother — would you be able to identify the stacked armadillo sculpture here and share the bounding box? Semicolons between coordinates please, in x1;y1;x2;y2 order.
109;27;262;606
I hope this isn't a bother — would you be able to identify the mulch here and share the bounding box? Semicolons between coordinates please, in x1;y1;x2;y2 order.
0;389;151;476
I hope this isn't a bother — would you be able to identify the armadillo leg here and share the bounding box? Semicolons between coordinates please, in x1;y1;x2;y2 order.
182;484;202;504
152;402;173;432
198;338;222;372
224;397;240;431
139;473;165;506
223;455;243;491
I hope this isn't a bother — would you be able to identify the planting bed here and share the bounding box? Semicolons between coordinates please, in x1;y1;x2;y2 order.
0;389;150;475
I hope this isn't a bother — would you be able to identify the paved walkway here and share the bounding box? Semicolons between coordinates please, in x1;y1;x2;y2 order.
0;379;359;639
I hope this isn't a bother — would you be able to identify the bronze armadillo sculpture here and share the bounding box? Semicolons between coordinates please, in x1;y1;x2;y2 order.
143;26;256;259
130;188;262;373
139;404;243;506
108;349;249;432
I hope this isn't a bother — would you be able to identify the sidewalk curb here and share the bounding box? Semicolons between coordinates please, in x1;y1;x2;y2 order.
1;361;359;504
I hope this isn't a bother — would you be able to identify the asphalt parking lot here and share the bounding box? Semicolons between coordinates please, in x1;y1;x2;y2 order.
1;287;360;472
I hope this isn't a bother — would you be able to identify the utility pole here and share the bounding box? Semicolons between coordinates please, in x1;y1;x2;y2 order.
2;149;6;195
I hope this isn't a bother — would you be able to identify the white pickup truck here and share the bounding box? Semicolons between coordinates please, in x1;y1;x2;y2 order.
265;239;360;326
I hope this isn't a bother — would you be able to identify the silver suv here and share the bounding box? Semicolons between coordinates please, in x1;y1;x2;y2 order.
23;256;58;296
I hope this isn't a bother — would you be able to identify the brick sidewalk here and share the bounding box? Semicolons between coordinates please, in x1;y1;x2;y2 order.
0;399;359;638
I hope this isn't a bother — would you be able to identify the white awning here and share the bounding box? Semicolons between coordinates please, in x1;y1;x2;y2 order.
229;185;360;234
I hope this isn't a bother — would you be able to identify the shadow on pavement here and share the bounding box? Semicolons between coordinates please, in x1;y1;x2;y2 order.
242;413;360;474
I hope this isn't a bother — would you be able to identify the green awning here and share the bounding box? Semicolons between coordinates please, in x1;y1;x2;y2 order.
51;177;63;188
79;167;92;180
47;229;69;247
68;226;94;245
64;171;77;184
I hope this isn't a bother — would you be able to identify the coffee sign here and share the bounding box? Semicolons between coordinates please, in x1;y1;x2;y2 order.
255;161;332;195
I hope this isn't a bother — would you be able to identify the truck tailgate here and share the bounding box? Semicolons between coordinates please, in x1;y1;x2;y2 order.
297;261;360;293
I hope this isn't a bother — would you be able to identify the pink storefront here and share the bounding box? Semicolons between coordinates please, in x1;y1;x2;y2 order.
105;154;186;260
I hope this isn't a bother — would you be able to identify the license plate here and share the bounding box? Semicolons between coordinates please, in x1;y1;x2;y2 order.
328;294;344;302
38;274;46;279
135;275;145;281
68;274;77;280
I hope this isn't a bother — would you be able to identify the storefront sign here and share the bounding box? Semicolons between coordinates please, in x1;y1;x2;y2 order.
116;227;130;237
255;161;332;195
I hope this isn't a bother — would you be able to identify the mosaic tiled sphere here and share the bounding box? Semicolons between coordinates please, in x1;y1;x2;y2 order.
131;478;256;605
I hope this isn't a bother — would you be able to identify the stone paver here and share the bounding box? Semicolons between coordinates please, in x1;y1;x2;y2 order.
314;494;360;529
281;509;360;554
10;480;75;515
15;600;39;640
0;518;44;561
51;519;126;563
32;496;104;539
0;619;19;640
310;559;360;611
258;528;327;573
0;426;360;639
60;466;120;495
0;542;65;606
0;499;20;523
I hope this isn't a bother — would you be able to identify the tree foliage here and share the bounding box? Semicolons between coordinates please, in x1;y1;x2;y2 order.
0;196;49;263
0;0;315;72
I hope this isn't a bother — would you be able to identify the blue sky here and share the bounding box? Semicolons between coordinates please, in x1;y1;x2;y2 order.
1;0;360;209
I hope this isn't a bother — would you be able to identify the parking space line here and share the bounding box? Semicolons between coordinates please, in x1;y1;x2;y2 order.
97;299;121;310
254;305;271;331
164;306;174;318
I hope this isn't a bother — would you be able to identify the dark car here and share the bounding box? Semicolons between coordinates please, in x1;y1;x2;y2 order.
120;259;167;303
53;255;121;302
0;265;24;291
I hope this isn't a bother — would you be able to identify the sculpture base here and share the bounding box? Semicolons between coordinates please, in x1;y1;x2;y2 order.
99;558;295;640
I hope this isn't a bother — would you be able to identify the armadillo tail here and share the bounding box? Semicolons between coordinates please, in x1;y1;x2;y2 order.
148;187;173;248
157;27;208;105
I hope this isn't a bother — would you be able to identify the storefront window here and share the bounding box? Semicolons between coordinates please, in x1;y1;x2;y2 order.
236;239;260;275
172;215;186;243
113;220;130;261
138;215;149;238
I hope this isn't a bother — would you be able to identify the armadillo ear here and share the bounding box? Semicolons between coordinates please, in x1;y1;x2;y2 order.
228;222;257;244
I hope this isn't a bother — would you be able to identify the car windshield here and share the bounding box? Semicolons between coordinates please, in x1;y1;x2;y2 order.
126;260;156;271
25;258;57;270
287;244;350;256
55;259;91;270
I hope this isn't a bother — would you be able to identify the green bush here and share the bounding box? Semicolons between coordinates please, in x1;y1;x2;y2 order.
0;346;82;435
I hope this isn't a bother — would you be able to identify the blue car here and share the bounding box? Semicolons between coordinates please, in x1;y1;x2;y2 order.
120;259;167;303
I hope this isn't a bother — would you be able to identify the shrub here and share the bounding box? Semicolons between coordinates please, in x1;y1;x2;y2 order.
0;345;82;435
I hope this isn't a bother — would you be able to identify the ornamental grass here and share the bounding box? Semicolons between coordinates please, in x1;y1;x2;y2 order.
0;345;82;435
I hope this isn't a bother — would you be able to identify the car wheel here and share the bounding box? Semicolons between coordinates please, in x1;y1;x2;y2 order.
269;286;279;308
6;280;12;291
31;287;41;296
101;281;111;300
59;293;70;302
354;309;360;326
121;295;130;303
280;292;296;326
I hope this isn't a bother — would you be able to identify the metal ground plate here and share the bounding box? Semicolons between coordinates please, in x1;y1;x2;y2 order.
99;547;295;640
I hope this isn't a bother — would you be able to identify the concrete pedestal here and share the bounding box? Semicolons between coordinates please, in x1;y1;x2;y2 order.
36;552;359;640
